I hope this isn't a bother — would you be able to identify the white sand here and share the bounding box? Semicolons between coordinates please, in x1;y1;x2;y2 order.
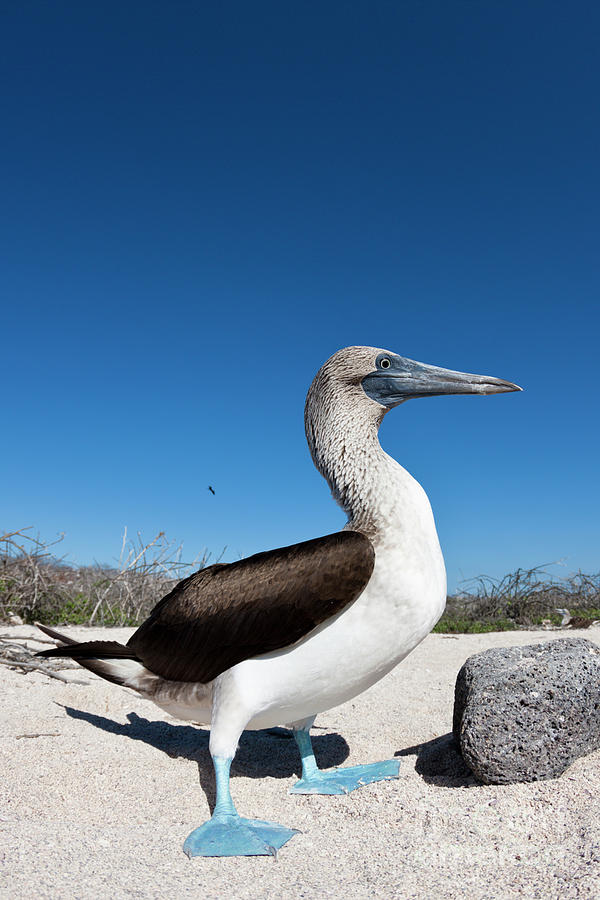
1;625;599;899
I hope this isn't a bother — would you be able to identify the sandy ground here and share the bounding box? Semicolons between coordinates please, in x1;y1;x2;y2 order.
1;625;599;900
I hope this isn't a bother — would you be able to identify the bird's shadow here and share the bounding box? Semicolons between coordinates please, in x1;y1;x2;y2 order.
396;732;479;788
60;705;349;812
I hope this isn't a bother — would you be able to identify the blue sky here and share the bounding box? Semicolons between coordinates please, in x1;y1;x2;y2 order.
3;1;598;591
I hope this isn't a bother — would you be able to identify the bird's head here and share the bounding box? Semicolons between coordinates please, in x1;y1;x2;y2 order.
307;345;521;420
305;345;521;475
304;345;521;518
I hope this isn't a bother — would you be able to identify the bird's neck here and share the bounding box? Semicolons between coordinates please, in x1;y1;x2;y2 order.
307;402;439;548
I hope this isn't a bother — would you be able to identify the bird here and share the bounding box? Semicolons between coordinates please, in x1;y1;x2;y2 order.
554;608;594;629
37;346;521;858
208;485;215;495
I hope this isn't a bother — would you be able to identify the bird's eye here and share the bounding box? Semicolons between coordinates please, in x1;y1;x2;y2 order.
379;358;391;369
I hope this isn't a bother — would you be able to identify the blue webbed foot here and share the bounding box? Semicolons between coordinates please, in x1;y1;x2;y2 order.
289;758;401;795
183;813;299;858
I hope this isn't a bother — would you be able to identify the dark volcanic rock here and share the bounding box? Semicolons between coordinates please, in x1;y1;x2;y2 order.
453;638;600;784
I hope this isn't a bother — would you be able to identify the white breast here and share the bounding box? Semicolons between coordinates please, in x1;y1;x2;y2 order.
220;464;446;731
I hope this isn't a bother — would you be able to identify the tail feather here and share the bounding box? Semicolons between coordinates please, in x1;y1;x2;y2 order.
35;623;79;646
37;640;138;661
71;656;150;687
35;623;148;689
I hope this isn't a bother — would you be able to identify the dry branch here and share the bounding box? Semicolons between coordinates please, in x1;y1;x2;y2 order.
0;526;216;627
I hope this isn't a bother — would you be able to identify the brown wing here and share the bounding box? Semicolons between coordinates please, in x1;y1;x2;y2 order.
127;530;374;683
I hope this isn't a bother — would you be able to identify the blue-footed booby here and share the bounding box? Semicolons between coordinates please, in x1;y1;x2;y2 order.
37;346;521;858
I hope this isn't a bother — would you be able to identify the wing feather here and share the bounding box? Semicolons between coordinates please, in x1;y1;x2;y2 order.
127;530;374;683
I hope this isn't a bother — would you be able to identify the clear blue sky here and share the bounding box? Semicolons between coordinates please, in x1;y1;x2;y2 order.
3;1;598;591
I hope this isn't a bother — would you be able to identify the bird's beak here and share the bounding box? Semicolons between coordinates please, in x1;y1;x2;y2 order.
362;356;522;408
401;360;523;398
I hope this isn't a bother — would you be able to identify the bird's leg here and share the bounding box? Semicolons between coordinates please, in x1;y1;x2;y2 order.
289;726;400;795
293;726;320;780
211;755;237;817
183;751;300;858
183;706;299;858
